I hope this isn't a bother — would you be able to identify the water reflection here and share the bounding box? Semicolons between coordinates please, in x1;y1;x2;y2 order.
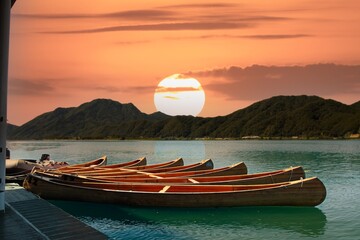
52;201;327;239
154;141;205;163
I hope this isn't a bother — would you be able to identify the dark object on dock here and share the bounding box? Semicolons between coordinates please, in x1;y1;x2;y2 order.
5;154;73;185
6;147;10;159
6;155;107;185
39;154;50;161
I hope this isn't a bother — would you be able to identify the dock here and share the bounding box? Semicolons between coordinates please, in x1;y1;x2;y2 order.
1;183;108;240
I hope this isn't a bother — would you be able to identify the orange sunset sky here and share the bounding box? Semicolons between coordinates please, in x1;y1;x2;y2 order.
8;0;360;125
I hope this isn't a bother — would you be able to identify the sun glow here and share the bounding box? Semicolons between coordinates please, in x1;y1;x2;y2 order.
154;74;205;116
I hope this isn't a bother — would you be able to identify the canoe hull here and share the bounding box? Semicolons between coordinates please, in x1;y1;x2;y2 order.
24;175;326;207
57;156;107;171
78;157;147;171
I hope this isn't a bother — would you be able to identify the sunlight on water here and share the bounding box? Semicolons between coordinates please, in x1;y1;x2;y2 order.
9;140;360;240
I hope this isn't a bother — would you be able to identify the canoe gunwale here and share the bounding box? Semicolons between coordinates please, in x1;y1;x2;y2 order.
56;156;107;171
23;173;327;207
76;157;147;171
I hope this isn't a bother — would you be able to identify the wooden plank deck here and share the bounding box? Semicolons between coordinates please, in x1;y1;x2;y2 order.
2;183;108;240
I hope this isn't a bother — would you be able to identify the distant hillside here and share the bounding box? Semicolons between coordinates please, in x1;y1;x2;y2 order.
352;100;360;110
7;123;19;138
10;99;169;139
8;96;360;140
206;95;360;138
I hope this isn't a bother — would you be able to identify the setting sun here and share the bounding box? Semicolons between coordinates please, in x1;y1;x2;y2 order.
154;74;205;116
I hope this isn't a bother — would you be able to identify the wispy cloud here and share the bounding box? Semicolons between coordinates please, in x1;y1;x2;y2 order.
9;77;156;96
17;3;301;35
159;3;239;9
15;9;176;21
240;34;313;39
164;96;179;100
128;86;156;93
155;87;202;93
74;84;155;93
188;64;360;101
166;34;313;41
114;33;311;45
9;78;57;96
43;22;250;34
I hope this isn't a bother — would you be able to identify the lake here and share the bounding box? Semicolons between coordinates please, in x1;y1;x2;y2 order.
7;140;360;240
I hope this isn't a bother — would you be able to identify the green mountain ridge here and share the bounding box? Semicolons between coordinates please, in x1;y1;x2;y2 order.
351;100;360;110
8;95;360;140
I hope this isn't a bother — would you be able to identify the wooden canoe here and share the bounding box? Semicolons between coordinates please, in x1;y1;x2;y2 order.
67;162;247;179
102;157;146;168
56;156;107;171
53;166;304;185
23;174;327;207
128;159;214;172
126;158;184;170
78;159;214;176
60;157;147;173
61;158;184;174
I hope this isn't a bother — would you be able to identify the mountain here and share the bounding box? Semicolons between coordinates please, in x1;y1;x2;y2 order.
10;99;153;139
7;123;19;138
352;100;360;110
8;96;360;140
206;95;360;138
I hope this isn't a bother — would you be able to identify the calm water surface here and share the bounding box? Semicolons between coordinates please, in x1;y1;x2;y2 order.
8;140;360;240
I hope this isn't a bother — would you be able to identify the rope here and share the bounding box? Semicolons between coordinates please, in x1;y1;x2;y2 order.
289;168;293;181
270;174;274;183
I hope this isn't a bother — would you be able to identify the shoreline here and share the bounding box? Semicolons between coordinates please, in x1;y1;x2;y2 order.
7;136;360;141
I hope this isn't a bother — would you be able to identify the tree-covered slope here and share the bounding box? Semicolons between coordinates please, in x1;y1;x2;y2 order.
8;96;360;140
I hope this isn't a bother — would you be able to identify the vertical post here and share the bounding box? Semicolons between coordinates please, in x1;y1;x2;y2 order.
0;0;11;211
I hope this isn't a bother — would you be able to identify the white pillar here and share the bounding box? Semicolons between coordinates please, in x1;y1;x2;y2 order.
0;0;11;212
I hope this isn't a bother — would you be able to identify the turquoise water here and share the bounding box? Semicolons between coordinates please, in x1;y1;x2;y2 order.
8;140;360;239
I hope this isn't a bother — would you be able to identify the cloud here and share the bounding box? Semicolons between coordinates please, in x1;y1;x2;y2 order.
164;96;179;100
166;34;313;41
159;3;238;9
240;34;313;39
155;87;202;93
188;64;360;101
103;10;176;21
9;78;57;96
8;78;156;96
43;22;250;34
14;10;176;21
17;3;298;35
198;15;292;22
16;7;291;24
128;86;156;93
75;84;155;94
